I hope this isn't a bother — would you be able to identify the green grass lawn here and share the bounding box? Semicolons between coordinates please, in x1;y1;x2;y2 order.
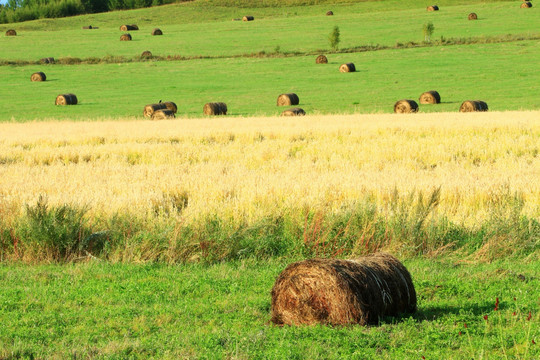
0;258;538;359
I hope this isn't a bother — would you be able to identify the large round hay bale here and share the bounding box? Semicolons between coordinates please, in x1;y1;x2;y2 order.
271;253;417;326
326;11;334;16
31;72;46;82
151;28;163;35
203;102;227;115
427;5;439;11
419;90;441;104
141;50;153;58
468;12;478;20
459;100;489;112
120;33;132;41
55;93;78;105
40;57;55;64
242;16;254;21
394;99;419;113
151;109;175;120
162;101;177;114
521;2;532;8
281;108;306;116
316;55;328;64
120;25;138;31
339;63;356;73
277;93;300;106
143;103;168;118
5;29;17;36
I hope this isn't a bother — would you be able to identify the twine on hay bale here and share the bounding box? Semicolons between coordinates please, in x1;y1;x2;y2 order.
120;33;132;41
326;11;333;15
120;24;138;31
394;99;419;113
419;90;441;104
5;29;17;36
468;13;478;20
141;50;153;58
203;102;227;115
316;55;328;64
40;57;55;64
339;63;356;73
143;103;168;118
427;5;439;11
55;94;78;105
31;72;46;82
277;93;299;106
459;100;488;112
151;28;163;35
151;109;175;120
270;253;417;326
281;108;306;116
242;16;254;21
521;2;532;8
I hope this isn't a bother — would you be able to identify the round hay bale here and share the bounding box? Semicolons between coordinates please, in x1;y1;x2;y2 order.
521;2;532;8
468;12;478;20
151;28;163;35
143;103;168;118
427;5;439;11
326;11;334;16
339;63;356;73
31;72;46;82
277;93;300;106
141;50;153;58
120;33;132;41
203;102;227;115
82;25;93;29
40;57;55;64
271;253;417;326
281;108;306;117
242;16;254;21
151;109;175;120
5;29;17;36
316;55;328;64
120;25;138;31
459;100;488;112
55;93;78;106
419;90;441;104
394;99;419;113
162;101;177;114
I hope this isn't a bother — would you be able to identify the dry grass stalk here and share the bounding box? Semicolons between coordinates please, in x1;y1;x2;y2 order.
326;11;334;16
459;100;488;112
468;13;478;20
152;28;163;35
277;93;299;106
120;25;138;31
151;109;175;120
5;29;17;36
143;103;168;118
55;94;78;106
427;5;439;11
521;2;532;8
394;100;419;113
31;72;46;82
242;16;254;21
419;91;441;104
281;108;306;116
203;102;227;115
271;253;417;326
316;55;328;64
141;50;153;58
120;34;132;41
339;63;356;73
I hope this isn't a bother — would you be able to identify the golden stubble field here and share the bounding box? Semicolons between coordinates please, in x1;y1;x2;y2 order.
0;111;538;226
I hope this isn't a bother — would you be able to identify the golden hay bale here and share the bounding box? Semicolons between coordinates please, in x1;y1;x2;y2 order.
5;29;17;36
203;102;227;115
427;5;439;11
141;50;153;58
55;94;78;106
277;93;300;106
281;108;306;116
394;99;419;113
521;2;532;8
120;34;132;41
316;55;328;64
242;16;254;21
143;103;168;118
151;109;175;120
459;100;489;112
271;253;417;326
31;72;46;82
120;25;138;31
419;90;441;104
82;25;93;29
468;12;478;20
151;28;163;35
339;63;356;73
162;101;177;114
326;11;334;15
40;57;55;64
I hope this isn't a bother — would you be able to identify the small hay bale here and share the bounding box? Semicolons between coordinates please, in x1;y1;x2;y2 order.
162;101;177;114
151;28;163;35
270;253;417;326
419;90;441;104
40;57;55;64
459;100;488;112
427;5;439;11
82;25;93;29
55;93;78;106
277;93;300;106
339;63;356;73
31;72;46;82
143;103;168;118
468;12;478;20
5;29;17;36
141;50;153;58
316;55;328;64
394;99;419;113
203;102;227;115
120;25;138;31
120;33;132;41
326;11;334;16
521;2;532;8
281;108;306;116
151;109;175;120
242;16;254;21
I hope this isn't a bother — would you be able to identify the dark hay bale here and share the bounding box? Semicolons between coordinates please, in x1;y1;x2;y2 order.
339;63;356;73
55;93;78;106
281;108;306;116
316;55;328;64
151;28;163;35
419;90;441;104
40;57;55;64
120;33;132;41
270;253;417;326
232;18;242;21
468;12;478;20
151;109;175;120
459;100;489;112
143;103;168;118
277;93;300;106
162;101;177;114
242;16;254;21
120;25;138;31
394;99;419;113
31;72;46;82
203;102;227;115
141;50;153;58
326;11;334;16
521;2;532;8
5;29;17;36
82;25;93;29
427;5;439;11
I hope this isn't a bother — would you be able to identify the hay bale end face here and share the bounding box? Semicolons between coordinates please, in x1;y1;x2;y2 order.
339;63;356;73
151;28;163;35
277;93;300;106
31;72;46;82
151;109;175;120
459;100;488;112
120;33;132;41
419;90;441;104
394;99;419;113
143;103;168;118
281;108;306;117
242;16;254;21
5;29;17;36
326;11;334;16
141;50;153;58
427;5;439;11
521;2;532;8
468;13;478;20
203;102;227;115
316;55;328;64
271;253;417;326
55;94;78;106
40;57;55;64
